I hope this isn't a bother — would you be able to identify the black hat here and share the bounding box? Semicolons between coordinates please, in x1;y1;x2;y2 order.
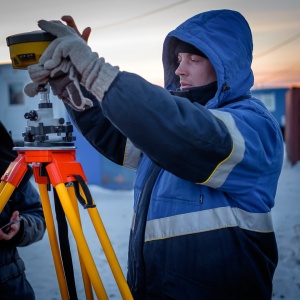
175;40;207;58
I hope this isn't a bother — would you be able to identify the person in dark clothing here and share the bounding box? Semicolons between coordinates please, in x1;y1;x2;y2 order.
24;10;284;299
0;121;46;300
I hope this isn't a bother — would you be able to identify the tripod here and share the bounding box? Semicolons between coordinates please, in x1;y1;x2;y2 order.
0;86;133;300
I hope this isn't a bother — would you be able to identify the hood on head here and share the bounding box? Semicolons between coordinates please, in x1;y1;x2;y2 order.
162;9;254;108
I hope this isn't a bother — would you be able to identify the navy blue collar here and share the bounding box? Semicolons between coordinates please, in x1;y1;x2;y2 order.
169;81;217;106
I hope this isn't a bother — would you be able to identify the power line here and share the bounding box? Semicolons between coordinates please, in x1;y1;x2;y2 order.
254;32;300;59
92;0;191;31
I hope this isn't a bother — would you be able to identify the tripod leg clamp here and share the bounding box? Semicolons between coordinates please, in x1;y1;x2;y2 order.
72;175;96;209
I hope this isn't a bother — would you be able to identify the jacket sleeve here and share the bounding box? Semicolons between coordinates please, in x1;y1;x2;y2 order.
66;87;142;169
100;72;233;183
99;72;283;199
7;168;46;247
0;121;45;247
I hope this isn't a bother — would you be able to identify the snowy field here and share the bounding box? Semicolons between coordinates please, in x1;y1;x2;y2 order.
19;154;300;299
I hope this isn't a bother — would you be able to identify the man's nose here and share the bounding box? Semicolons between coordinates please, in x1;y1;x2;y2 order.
175;63;186;76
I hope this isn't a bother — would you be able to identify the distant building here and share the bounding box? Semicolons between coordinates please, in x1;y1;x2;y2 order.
251;87;288;138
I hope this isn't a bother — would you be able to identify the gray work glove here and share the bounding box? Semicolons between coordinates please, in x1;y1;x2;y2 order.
36;20;119;102
24;59;70;97
24;59;93;111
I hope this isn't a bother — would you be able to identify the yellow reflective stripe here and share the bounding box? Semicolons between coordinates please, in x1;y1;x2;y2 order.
201;110;245;188
123;139;142;169
145;207;274;242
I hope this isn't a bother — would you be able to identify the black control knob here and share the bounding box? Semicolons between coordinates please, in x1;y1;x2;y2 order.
24;110;38;121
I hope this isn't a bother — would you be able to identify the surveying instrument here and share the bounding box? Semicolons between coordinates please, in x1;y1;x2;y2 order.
1;30;133;299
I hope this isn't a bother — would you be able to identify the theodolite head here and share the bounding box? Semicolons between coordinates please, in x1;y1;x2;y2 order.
6;31;75;147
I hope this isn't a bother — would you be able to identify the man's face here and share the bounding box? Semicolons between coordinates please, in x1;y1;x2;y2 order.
175;53;217;90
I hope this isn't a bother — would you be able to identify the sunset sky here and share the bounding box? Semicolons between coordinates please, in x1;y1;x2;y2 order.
1;0;299;89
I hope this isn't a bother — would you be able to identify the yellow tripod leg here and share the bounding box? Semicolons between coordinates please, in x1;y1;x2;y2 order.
0;182;15;213
88;206;133;300
67;185;94;300
77;184;133;299
38;184;69;300
0;181;6;193
55;182;108;300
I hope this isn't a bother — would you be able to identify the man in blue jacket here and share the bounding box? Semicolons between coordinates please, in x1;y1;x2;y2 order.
25;9;284;299
0;121;46;299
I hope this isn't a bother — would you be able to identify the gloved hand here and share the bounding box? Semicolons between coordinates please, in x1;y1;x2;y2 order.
37;20;119;102
37;20;96;75
24;59;70;97
50;63;94;111
24;59;93;111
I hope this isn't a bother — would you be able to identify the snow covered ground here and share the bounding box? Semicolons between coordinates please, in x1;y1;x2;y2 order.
271;156;300;300
19;154;300;299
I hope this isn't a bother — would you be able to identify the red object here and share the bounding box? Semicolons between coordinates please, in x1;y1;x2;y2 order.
2;149;87;187
285;87;300;165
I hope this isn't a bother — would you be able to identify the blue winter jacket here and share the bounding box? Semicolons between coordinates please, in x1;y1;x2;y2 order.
0;121;46;299
67;9;284;300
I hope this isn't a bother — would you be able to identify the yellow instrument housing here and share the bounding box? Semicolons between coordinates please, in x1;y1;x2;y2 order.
6;31;55;69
